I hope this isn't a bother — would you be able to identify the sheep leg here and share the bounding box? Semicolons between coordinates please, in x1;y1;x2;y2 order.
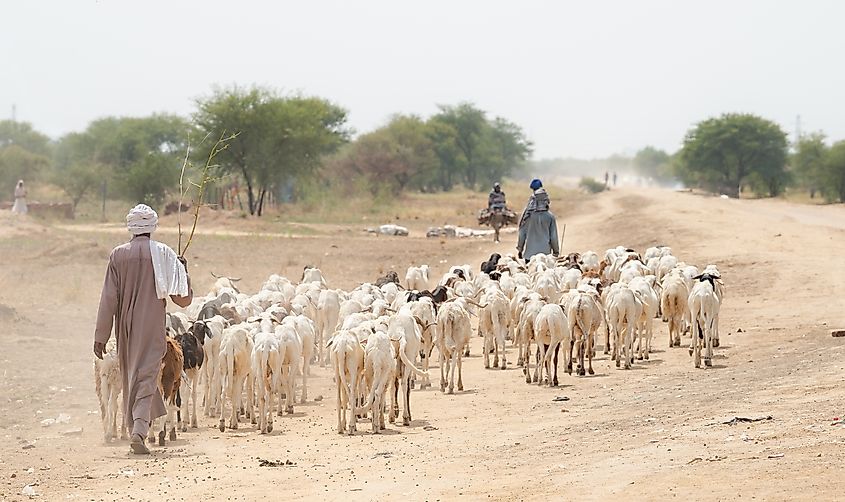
346;362;357;435
300;357;308;404
712;314;720;348
457;348;464;391
551;343;561;386
483;331;491;369
402;372;412;426
190;373;199;428
285;365;295;414
257;377;267;433
230;378;242;429
148;417;157;444
537;343;546;386
178;382;188;432
448;349;456;394
218;379;227;433
439;350;447;392
267;377;275;433
587;334;595;375
389;373;399;424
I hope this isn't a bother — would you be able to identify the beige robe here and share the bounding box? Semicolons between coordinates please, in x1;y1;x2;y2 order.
94;235;191;435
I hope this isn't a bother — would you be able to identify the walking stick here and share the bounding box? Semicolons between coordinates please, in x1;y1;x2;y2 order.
559;224;567;255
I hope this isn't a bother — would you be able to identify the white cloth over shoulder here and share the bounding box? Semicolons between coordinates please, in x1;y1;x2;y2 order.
149;240;189;300
126;204;158;235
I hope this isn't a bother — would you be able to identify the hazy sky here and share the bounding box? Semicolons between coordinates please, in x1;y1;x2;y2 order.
3;0;843;159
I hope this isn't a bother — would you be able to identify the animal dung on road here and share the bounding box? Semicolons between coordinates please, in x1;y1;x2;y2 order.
831;330;845;337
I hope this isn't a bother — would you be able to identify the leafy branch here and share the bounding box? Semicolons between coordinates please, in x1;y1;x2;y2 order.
177;131;240;257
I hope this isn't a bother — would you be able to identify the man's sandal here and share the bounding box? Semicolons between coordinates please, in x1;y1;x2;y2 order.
130;433;150;455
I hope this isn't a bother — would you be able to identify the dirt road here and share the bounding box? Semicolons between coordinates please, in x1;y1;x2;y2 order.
1;188;844;501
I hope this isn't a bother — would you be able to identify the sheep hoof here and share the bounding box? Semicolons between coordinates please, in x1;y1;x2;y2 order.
286;406;294;414
169;428;177;441
615;360;620;368
484;362;490;369
500;364;507;370
712;339;720;348
603;349;609;355
704;358;712;367
402;419;410;426
588;368;594;375
218;422;225;433
458;383;464;391
158;431;166;447
448;387;454;395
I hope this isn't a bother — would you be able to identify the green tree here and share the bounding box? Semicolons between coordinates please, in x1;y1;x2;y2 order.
0;120;51;157
791;132;828;198
633;146;673;182
329;114;439;195
52;132;106;211
821;141;845;203
0;120;52;194
194;86;349;215
0;145;50;196
60;115;190;206
678;113;788;198
429;103;531;191
484;116;533;186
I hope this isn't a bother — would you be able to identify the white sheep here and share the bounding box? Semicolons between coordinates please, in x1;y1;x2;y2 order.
436;299;472;393
478;288;510;370
660;271;689;347
357;330;395;433
405;265;430;291
275;322;304;413
532;303;570;386
628;275;659;360
251;331;281;434
565;289;603;376
93;340;125;442
387;309;429;426
330;329;365;435
688;275;721;368
217;324;254;431
281;314;311;403
606;283;643;369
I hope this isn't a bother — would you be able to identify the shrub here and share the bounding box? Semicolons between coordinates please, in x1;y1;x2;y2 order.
579;177;608;194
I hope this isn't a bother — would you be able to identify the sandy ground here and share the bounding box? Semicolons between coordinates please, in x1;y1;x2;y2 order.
1;188;844;501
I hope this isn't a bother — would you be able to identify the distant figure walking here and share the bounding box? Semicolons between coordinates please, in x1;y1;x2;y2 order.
12;180;27;215
612;172;618;187
604;171;609;187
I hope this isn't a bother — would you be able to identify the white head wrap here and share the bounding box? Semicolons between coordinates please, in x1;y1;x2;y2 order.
126;204;158;235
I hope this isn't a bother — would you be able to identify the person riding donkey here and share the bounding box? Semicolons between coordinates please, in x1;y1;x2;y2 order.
488;182;507;212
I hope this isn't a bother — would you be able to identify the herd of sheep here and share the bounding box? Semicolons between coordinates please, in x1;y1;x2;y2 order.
94;245;725;441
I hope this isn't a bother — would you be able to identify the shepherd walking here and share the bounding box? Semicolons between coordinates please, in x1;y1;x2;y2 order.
93;204;192;454
12;180;27;214
517;178;560;260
